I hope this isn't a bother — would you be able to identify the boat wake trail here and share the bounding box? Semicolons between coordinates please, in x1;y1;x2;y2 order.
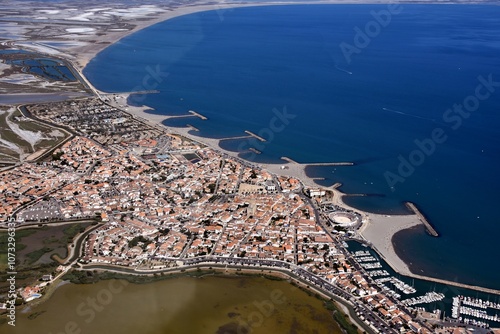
335;65;353;75
382;108;434;122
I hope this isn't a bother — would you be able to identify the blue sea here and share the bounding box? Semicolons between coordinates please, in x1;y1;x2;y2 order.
84;5;500;290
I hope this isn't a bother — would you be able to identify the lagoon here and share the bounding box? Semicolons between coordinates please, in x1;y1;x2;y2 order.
7;275;343;334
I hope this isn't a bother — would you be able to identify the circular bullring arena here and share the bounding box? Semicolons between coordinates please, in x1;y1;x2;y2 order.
328;211;359;227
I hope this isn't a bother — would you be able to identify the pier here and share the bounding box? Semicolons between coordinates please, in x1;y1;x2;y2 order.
405;202;439;237
188;110;208;120
280;156;354;166
101;90;160;96
308;162;354;166
452;295;500;327
249;148;261;154
186;124;199;132
281;156;298;164
244;130;266;142
219;135;252;141
160;110;207;120
166;114;197;119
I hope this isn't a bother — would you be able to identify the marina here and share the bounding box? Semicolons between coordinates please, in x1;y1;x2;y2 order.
402;291;445;306
461;296;500;310
353;250;371;257
353;250;382;270
356;255;378;262
367;270;390;277
360;262;382;270
351;249;420;298
347;241;500;328
349;241;500;329
374;277;416;295
381;286;402;300
452;296;500;325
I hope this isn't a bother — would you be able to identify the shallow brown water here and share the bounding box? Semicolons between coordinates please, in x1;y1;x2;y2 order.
6;275;343;334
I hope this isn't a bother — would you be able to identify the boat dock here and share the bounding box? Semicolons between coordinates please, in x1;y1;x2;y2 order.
402;291;445;306
405;202;439;237
188;110;207;120
452;295;500;327
244;130;266;142
367;270;390;277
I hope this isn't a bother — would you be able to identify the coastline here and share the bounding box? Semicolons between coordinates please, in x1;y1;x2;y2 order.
108;93;431;289
12;0;500;298
64;2;452;291
71;2;302;70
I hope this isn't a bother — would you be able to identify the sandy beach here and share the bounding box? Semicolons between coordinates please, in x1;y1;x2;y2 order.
71;3;266;70
358;214;420;276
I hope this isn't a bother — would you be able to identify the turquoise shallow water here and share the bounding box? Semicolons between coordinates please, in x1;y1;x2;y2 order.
84;4;500;290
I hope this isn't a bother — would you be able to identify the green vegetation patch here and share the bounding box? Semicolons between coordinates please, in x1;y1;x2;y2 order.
0;229;34;270
62;268;218;285
0;222;90;293
27;311;46;320
63;224;87;243
324;300;360;334
26;247;54;265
